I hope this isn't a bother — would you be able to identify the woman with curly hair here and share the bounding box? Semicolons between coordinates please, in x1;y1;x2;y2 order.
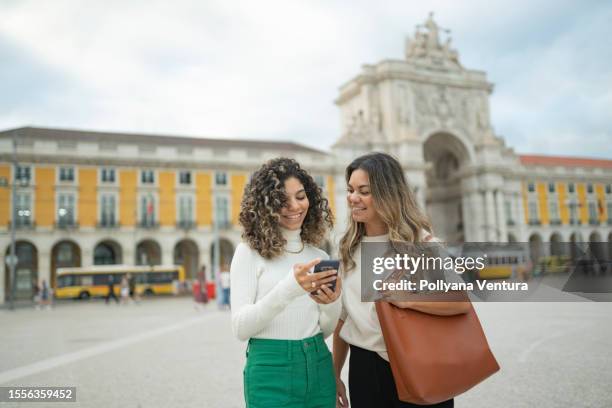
231;157;342;408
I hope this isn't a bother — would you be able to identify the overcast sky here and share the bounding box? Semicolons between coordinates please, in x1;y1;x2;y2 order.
1;0;610;158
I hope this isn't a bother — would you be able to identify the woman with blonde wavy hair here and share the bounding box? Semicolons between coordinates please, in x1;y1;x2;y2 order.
231;157;342;408
333;152;469;408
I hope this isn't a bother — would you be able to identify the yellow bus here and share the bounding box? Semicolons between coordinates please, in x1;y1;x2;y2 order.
54;265;185;299
460;244;528;280
477;246;528;279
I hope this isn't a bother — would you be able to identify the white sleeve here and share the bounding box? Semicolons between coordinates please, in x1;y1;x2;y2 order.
315;250;341;338
318;296;342;338
230;243;306;341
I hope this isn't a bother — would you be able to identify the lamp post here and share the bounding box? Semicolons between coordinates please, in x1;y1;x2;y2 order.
212;195;221;305
7;132;18;310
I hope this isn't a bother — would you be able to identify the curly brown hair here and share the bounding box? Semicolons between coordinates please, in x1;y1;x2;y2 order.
239;158;334;259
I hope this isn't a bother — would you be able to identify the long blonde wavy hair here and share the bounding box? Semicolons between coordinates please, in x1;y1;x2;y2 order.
339;152;432;273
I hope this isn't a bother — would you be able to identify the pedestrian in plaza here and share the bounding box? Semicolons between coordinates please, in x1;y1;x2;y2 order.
199;266;209;303
120;275;130;304
127;273;140;304
219;263;231;310
105;275;119;304
231;157;342;408
333;152;470;408
32;278;41;310
192;278;203;310
193;266;209;310
40;279;51;310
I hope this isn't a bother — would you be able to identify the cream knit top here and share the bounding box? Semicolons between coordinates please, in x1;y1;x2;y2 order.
230;228;342;341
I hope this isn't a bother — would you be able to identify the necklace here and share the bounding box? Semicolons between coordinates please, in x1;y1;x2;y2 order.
285;242;305;254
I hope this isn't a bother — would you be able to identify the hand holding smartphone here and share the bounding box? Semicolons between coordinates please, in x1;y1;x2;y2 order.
313;260;340;292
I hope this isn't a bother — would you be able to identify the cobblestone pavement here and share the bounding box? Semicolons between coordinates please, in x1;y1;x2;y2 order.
0;297;611;407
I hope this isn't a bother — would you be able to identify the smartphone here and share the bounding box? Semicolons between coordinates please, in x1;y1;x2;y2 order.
313;260;340;292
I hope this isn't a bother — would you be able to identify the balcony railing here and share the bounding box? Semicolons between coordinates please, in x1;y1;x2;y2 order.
97;220;120;229
589;219;600;226
215;220;232;230
138;220;159;229
10;220;36;229
177;220;196;230
528;219;541;226
55;220;79;229
549;219;562;226
569;219;581;225
506;219;515;226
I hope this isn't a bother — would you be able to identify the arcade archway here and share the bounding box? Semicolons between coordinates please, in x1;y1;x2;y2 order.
174;239;200;280
4;241;38;300
51;240;81;288
136;239;162;266
423;132;471;242
94;240;122;265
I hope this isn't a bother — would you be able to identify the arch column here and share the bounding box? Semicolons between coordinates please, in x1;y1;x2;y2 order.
123;247;135;266
495;190;508;243
461;190;481;242
461;176;483;242
484;189;497;241
463;190;486;242
512;190;526;242
39;249;51;286
82;247;94;268
162;247;173;267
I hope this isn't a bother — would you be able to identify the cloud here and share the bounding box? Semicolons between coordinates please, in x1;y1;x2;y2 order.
0;0;610;158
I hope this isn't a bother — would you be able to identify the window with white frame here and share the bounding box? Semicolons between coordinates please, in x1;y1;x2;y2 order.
215;196;229;227
140;194;156;226
15;192;32;226
527;182;535;193
178;195;194;225
587;183;594;194
179;171;192;185
141;170;155;184
588;201;598;221
569;201;578;224
15;165;31;184
59;167;75;182
215;171;227;186
607;202;612;221
101;168;116;183
57;193;76;226
549;199;560;222
100;194;117;226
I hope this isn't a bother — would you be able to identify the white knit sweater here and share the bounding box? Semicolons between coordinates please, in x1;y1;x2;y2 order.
230;228;342;341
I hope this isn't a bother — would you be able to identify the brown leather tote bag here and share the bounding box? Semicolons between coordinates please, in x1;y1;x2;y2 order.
375;298;500;405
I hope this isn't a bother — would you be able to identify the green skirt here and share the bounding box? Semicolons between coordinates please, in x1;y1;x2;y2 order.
244;333;336;408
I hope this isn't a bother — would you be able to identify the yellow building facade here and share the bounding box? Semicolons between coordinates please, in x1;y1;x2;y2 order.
0;127;337;302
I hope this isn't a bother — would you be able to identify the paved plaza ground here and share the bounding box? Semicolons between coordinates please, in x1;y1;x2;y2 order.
0;295;611;407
